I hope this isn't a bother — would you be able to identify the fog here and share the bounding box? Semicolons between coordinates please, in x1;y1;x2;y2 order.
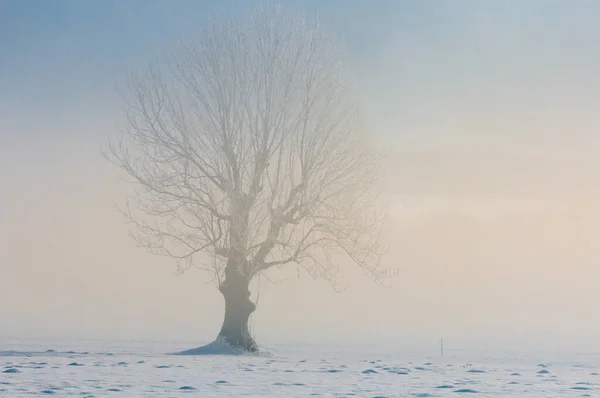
2;1;600;354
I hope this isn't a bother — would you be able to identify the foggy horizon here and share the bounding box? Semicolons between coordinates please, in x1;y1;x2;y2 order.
2;0;600;356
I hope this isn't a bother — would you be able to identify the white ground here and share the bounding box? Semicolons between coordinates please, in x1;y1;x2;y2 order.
1;339;599;397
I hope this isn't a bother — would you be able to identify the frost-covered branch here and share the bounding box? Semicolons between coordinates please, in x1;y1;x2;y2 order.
105;6;388;285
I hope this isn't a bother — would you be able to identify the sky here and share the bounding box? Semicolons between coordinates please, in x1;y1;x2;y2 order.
2;0;600;354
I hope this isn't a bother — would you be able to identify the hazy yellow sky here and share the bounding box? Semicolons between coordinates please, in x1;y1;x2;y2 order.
2;1;600;353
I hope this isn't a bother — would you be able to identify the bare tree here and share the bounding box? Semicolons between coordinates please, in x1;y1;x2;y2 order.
105;6;388;352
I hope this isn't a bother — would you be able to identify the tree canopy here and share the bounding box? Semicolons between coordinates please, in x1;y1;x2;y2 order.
106;6;388;289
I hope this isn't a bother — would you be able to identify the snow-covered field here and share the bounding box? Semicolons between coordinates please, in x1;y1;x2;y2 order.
1;339;599;397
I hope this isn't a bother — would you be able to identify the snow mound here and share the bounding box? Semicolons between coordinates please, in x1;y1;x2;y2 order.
173;338;270;356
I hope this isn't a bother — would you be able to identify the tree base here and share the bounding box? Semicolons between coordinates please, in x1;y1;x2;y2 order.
174;336;258;355
220;332;258;353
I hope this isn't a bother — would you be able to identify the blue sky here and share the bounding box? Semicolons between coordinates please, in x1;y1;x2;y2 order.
3;0;600;153
0;0;406;144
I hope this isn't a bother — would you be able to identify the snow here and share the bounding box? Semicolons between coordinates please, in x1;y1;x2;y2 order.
1;339;600;397
174;337;264;356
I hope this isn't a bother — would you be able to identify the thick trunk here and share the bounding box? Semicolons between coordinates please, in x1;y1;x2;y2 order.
217;272;258;352
175;243;259;355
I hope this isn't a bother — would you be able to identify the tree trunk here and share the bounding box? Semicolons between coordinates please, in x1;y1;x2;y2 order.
217;271;258;352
